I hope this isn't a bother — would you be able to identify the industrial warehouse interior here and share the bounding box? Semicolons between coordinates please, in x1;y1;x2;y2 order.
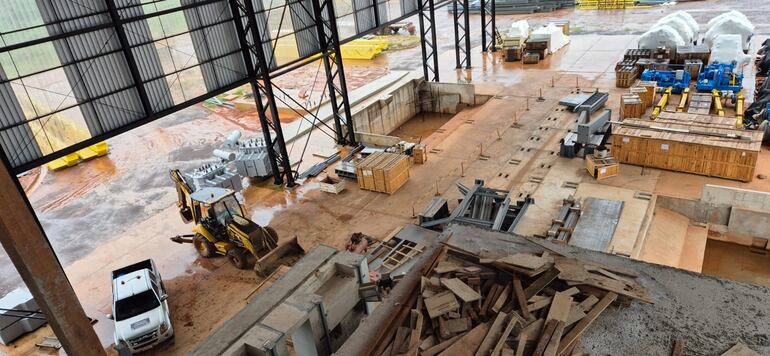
1;0;770;355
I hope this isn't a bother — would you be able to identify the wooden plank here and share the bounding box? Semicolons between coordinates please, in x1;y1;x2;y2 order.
672;339;684;356
514;338;527;356
557;292;618;355
406;310;424;356
422;332;468;356
435;261;460;274
545;292;573;323
419;335;437;351
524;268;560;299
442;322;491;356
720;343;761;356
532;319;559;356
390;326;411;356
492;285;511;313
475;312;508;356
445;317;471;334
527;297;553;312
515;318;545;341
425;290;460;319
481;284;502;317
513;274;533;320
497;253;547;270
442;278;482;302
491;313;525;356
543;320;566;356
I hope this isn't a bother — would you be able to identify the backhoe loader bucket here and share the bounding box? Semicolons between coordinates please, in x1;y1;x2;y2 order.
254;236;305;277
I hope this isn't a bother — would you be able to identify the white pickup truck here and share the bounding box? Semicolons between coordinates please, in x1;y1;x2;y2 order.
107;259;174;354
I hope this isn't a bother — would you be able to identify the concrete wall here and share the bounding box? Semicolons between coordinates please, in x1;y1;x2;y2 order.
728;207;770;239
354;132;402;147
352;80;419;136
655;195;731;225
419;81;476;114
701;185;770;211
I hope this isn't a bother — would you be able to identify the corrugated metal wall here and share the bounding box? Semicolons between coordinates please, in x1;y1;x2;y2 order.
289;0;321;58
0;66;43;167
181;0;247;92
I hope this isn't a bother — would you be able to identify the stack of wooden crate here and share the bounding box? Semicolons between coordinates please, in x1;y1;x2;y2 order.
624;48;652;61
356;152;410;194
620;94;644;119
615;66;638;88
612;115;763;182
634;80;657;109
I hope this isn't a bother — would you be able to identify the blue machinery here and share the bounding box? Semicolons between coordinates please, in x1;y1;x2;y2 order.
696;63;744;93
640;68;691;94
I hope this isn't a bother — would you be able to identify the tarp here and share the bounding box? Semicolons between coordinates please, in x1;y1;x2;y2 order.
660;11;699;36
638;25;685;49
506;20;530;40
705;12;754;50
710;34;752;68
655;17;694;44
530;23;570;54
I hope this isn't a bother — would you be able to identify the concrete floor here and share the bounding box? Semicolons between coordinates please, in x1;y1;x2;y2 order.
3;1;770;354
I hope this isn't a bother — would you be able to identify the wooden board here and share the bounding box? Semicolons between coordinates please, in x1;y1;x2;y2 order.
442;278;482;303
721;343;761;356
476;312;508;356
497;253;547;270
425;290;460;319
442;322;490;356
557;292;618;355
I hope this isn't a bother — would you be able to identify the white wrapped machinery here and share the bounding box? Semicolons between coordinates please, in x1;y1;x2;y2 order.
707;10;750;30
638;25;685;49
660;11;699;37
710;34;752;68
655;17;694;44
530;23;570;54
705;15;754;51
501;20;530;48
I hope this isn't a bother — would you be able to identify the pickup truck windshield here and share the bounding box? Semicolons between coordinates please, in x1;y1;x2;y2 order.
115;291;160;321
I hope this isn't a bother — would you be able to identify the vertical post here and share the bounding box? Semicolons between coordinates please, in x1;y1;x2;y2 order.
480;0;487;52
0;154;105;355
105;0;152;115
463;0;471;68
452;0;471;69
418;0;439;81
453;0;461;69
490;0;496;52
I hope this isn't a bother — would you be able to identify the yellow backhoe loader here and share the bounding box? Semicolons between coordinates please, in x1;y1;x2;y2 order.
169;169;304;276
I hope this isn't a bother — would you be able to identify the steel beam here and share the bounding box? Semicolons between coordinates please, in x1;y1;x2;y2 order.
312;0;357;145
452;0;471;69
0;154;105;355
480;0;496;52
105;0;153;116
229;0;295;186
418;0;439;81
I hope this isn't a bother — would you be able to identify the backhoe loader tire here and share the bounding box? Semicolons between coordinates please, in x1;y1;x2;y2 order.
193;234;216;258
227;248;250;270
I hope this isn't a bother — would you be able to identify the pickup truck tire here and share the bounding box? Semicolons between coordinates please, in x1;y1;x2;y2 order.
227;248;250;269
193;234;216;258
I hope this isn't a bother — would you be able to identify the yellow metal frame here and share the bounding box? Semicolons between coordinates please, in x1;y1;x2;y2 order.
651;87;672;120
712;89;724;117
735;92;745;129
676;88;690;113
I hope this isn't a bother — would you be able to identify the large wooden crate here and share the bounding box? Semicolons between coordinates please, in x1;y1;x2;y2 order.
413;144;428;164
356;152;410;194
620;94;644;119
611;116;763;182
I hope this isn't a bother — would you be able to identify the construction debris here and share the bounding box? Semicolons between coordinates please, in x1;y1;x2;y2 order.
368;227;651;356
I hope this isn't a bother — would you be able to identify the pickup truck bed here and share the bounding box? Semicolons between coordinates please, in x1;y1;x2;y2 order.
112;259;153;279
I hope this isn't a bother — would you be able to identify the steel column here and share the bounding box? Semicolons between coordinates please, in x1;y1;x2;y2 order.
418;0;439;81
312;0;357;145
0;153;106;355
229;0;295;186
105;0;153;115
481;0;496;52
452;0;471;69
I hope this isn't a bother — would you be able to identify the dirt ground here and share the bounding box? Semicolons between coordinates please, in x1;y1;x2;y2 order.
4;1;770;355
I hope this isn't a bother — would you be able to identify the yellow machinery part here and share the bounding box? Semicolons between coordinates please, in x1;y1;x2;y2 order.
712;89;724;117
214;241;235;255
735;92;744;129
651;87;672;120
677;88;690;113
193;224;217;243
46;153;80;171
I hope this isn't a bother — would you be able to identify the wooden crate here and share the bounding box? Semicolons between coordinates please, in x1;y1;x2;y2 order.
635;80;657;108
413;144;427;164
615;66;638;88
551;20;570;35
586;155;619;180
611;117;763;182
620;94;644;119
319;176;346;194
504;46;523;62
356;152;410;194
615;58;637;71
624;48;652;61
523;52;540;64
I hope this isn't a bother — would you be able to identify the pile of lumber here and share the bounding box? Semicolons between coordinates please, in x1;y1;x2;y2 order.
377;244;651;356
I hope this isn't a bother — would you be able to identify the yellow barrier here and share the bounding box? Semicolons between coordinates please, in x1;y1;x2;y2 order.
46;141;110;171
576;0;644;9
